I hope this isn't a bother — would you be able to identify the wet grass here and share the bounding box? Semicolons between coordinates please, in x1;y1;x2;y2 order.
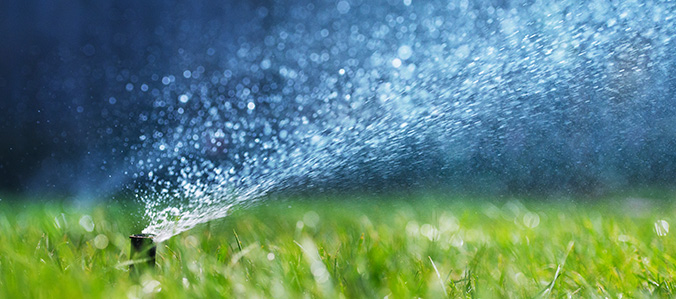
1;194;676;298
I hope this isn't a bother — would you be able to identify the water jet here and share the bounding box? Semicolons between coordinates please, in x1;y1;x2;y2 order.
133;0;676;243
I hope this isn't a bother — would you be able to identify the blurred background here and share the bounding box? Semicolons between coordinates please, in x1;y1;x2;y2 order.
2;0;676;199
0;1;268;197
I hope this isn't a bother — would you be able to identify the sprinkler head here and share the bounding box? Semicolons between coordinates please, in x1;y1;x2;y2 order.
129;234;156;272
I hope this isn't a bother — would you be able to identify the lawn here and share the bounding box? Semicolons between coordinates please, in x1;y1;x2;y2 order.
1;193;676;298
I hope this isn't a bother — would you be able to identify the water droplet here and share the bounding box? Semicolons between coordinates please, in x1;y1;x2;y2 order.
336;1;350;14
179;94;189;103
655;220;669;236
392;58;402;68
93;234;109;249
398;45;412;60
79;215;94;232
523;212;540;228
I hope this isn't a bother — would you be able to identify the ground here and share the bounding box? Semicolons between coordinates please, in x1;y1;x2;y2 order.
1;192;676;298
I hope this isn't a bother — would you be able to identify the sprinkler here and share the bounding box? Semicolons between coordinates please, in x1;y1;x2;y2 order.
129;234;156;272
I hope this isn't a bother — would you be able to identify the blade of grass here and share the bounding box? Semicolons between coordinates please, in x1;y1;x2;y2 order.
429;256;448;296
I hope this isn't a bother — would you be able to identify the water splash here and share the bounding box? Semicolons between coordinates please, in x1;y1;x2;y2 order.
131;0;676;241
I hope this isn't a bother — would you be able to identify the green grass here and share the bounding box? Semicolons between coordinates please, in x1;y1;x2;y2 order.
2;194;676;298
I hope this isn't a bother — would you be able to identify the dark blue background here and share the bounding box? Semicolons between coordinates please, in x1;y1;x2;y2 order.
2;0;676;198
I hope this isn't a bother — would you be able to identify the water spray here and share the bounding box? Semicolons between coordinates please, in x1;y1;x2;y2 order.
132;0;676;242
129;234;156;272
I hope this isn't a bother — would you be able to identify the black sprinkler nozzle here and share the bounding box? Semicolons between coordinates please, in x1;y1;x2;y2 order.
129;234;156;272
